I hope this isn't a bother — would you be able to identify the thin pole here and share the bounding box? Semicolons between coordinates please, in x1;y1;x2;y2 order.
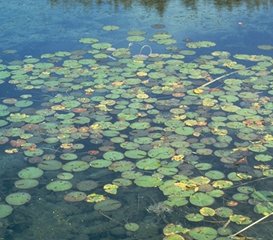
229;212;273;239
200;66;252;88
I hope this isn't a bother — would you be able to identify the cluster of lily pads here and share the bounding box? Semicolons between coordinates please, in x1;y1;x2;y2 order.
0;25;273;239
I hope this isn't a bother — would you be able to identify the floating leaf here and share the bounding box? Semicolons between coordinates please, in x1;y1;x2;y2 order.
189;226;218;240
124;222;139;232
103;25;119;31
103;184;118;194
0;204;13;218
5;192;31;206
229;214;252;225
190;192;215;207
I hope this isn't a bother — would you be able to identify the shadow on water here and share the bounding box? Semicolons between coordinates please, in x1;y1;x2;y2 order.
49;0;273;15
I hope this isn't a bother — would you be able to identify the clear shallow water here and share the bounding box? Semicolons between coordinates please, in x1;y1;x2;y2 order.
0;1;273;240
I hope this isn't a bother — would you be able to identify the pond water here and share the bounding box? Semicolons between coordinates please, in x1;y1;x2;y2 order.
0;1;273;239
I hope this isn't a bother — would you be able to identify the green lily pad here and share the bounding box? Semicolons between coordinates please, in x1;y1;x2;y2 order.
60;153;78;161
5;192;31;205
127;36;145;42
64;191;87;202
90;159;112;168
38;160;62;171
190;192;215;207
62;161;90;172
136;158;161;170
185;213;204;222
94;199;122;211
124;222;139;232
254;202;273;215
15;100;33;108
232;193;249;201
186;41;216;49
76;180;98;191
134;175;162;187
125;149;147;159
205;170;225;180
79;37;98;44
229;214;252;225
175;127;194;136
103;151;124;161
163;224;189;236
109;161;135;172
14;179;39;189
18;167;44;179
255;154;272;162
112;178;132;187
103;25;119;31
148;147;175;159
57;172;74;180
0;204;13;218
189;226;218;240
46;180;72;192
92;42;112;50
24;148;44;157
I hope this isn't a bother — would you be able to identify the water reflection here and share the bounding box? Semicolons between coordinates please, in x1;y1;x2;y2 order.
49;0;273;15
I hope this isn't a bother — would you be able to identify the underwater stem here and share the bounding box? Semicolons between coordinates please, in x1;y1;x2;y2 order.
98;211;122;225
139;45;153;56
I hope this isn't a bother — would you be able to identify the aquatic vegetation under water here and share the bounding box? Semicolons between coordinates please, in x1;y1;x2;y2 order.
0;26;273;239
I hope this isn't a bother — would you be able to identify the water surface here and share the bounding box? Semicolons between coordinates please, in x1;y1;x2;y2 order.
0;1;273;240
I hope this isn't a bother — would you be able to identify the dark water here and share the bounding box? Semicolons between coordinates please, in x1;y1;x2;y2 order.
0;1;273;240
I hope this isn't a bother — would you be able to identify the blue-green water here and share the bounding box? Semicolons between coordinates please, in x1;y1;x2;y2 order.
0;1;273;240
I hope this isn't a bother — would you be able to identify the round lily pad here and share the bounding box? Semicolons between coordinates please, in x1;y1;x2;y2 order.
190;192;215;207
124;149;147;159
57;172;74;180
255;154;272;162
0;204;13;219
205;170;225;180
103;25;119;31
185;213;204;222
148;147;175;159
14;179;39;189
127;36;145;42
76;180;98;191
124;222;139;232
64;191;87;202
18;167;44;179
229;214;252;225
189;226;218;240
24;148;44;157
62;161;90;172
163;223;189;236
175;127;194;136
46;180;72;192
60;153;78;161
38;160;62;170
215;207;233;218
136;158;161;170
103;151;124;161
109;161;135;172
134;175;162;187
5;192;31;205
94;199;122;211
90;159;112;168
